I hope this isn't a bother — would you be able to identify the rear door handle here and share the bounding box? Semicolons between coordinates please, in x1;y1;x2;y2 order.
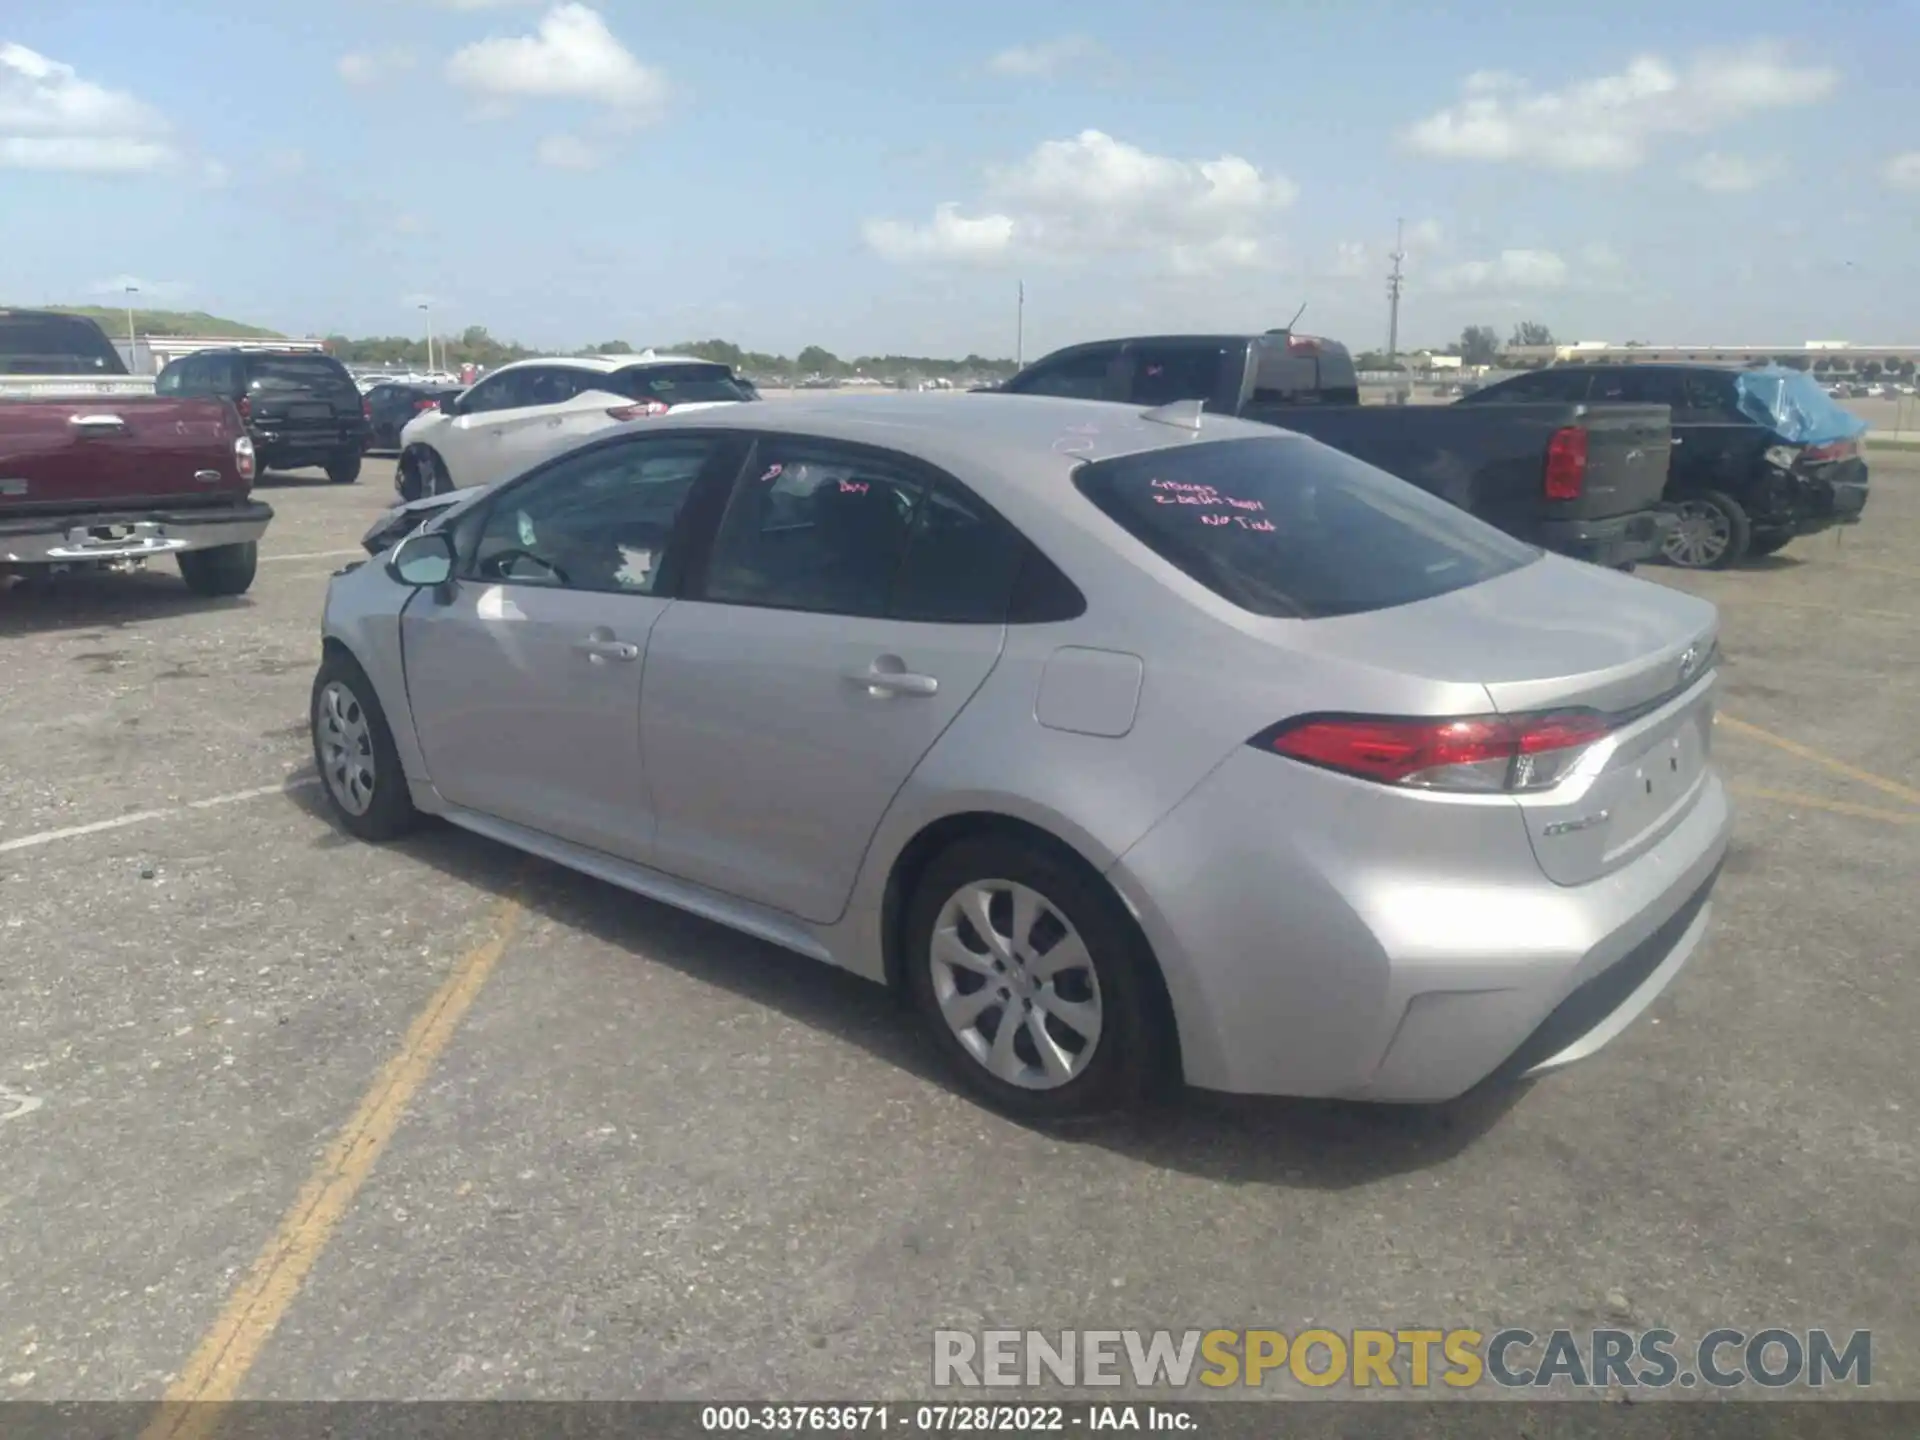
848;666;939;697
574;636;640;664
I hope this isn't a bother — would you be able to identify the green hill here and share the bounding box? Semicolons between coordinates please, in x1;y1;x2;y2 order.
37;305;283;339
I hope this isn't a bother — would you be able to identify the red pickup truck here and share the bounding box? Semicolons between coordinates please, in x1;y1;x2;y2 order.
0;309;272;596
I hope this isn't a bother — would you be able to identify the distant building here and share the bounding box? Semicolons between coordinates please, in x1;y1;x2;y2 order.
1504;340;1920;369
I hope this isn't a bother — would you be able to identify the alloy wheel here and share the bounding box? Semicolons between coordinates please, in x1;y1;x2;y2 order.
1663;499;1732;569
928;880;1104;1090
316;680;377;816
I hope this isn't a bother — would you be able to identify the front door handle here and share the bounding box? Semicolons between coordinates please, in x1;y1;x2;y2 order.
68;413;127;432
573;631;640;664
848;665;938;697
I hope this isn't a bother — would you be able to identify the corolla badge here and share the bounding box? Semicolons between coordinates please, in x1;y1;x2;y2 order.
1678;644;1703;683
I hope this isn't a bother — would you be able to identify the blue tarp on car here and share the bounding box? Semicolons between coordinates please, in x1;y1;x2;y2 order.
1734;365;1870;446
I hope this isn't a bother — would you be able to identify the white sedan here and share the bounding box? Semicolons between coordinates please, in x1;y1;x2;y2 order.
394;352;754;499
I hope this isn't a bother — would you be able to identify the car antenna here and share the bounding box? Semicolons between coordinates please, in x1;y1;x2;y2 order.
1139;398;1205;432
1267;301;1308;336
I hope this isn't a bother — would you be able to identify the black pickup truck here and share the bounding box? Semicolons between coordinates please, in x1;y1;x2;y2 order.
992;332;1677;568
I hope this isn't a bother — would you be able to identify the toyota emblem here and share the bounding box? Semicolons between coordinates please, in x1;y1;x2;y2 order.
1678;645;1700;682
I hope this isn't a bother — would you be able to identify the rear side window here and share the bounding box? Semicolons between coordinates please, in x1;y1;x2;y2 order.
1123;342;1234;407
1464;370;1590;403
1073;436;1539;619
612;363;755;405
1002;346;1119;400
246;355;357;394
1589;369;1674;405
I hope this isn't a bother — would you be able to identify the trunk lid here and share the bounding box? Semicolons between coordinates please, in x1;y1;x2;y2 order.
1289;556;1721;886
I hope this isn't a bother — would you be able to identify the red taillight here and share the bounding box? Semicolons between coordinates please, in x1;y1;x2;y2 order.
1257;711;1611;793
236;396;252;422
608;400;671;420
362;400;372;420
1801;439;1858;463
1544;425;1587;500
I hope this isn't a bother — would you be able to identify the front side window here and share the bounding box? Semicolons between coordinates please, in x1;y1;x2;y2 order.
703;442;924;617
1074;436;1539;619
461;370;534;415
1002;346;1120;400
465;436;719;594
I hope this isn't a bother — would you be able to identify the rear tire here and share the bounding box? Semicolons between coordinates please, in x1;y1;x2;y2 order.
1662;490;1751;570
398;448;449;502
178;542;258;597
326;451;363;485
310;650;419;842
903;836;1170;1121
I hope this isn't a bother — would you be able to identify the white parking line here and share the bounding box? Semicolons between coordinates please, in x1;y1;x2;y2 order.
260;549;363;564
0;777;320;855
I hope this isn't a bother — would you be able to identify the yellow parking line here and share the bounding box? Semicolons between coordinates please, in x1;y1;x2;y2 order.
1719;714;1920;808
1730;784;1920;826
140;891;526;1439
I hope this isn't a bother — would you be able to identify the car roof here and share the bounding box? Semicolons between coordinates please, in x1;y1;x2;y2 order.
637;392;1300;523
485;352;724;378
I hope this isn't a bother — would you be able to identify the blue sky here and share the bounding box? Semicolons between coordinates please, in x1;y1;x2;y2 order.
3;0;1916;359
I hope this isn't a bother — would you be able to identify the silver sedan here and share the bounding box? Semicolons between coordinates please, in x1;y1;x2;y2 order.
311;394;1732;1118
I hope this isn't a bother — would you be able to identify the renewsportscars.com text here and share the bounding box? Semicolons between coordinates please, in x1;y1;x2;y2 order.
932;1328;1872;1391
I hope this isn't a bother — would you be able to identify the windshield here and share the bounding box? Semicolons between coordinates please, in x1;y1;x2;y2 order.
0;313;127;375
1074;435;1539;618
247;355;358;393
610;363;754;405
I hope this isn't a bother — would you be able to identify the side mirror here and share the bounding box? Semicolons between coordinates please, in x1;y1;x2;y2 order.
387;529;456;587
439;391;464;417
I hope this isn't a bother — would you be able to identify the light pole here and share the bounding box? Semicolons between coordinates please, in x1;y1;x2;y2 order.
1015;280;1025;370
418;302;434;373
124;285;139;369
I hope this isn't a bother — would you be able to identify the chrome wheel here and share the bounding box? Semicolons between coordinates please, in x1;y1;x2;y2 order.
316;680;377;817
928;880;1103;1091
1664;499;1732;569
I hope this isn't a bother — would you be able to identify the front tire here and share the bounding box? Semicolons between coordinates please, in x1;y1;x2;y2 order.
177;541;258;597
310;651;419;842
903;837;1169;1120
1662;490;1752;570
326;451;363;485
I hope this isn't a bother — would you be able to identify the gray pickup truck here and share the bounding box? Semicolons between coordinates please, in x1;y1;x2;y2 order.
991;332;1678;569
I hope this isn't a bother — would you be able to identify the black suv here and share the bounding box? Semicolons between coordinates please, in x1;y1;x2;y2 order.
1459;362;1870;568
157;349;370;483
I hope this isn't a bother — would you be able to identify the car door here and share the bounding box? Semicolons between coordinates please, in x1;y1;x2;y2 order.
640;437;1021;924
433;368;537;489
400;431;741;861
489;365;605;480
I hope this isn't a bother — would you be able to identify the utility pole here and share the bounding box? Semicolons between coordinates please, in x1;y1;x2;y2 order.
418;301;434;373
124;284;139;370
1016;280;1025;369
1385;219;1405;365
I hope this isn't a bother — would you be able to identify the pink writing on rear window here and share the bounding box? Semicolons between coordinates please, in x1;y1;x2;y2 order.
838;480;870;494
1148;477;1266;518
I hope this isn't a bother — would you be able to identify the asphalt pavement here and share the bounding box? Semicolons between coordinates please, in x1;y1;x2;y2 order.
1;450;1915;1404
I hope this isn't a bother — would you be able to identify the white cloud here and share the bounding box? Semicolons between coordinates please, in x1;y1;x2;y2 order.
1684;151;1774;192
987;35;1112;80
1328;241;1370;279
1406;43;1836;171
1884;151;1920;191
0;41;178;172
1433;249;1571;293
446;2;667;121
536;132;600;169
865;130;1296;275
1405;218;1444;251
338;50;416;86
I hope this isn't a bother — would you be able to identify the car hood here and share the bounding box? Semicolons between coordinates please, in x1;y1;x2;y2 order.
360;484;488;555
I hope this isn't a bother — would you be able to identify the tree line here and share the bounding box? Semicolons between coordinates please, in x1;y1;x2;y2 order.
321;328;1018;383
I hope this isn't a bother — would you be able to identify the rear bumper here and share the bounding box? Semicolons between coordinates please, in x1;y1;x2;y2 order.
250;424;367;466
0;502;273;565
1531;508;1677;568
1108;746;1733;1102
1785;476;1868;536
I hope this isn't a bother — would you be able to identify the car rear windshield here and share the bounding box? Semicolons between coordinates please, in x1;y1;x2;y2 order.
1073;435;1540;619
247;355;358;393
611;363;754;405
0;313;125;374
